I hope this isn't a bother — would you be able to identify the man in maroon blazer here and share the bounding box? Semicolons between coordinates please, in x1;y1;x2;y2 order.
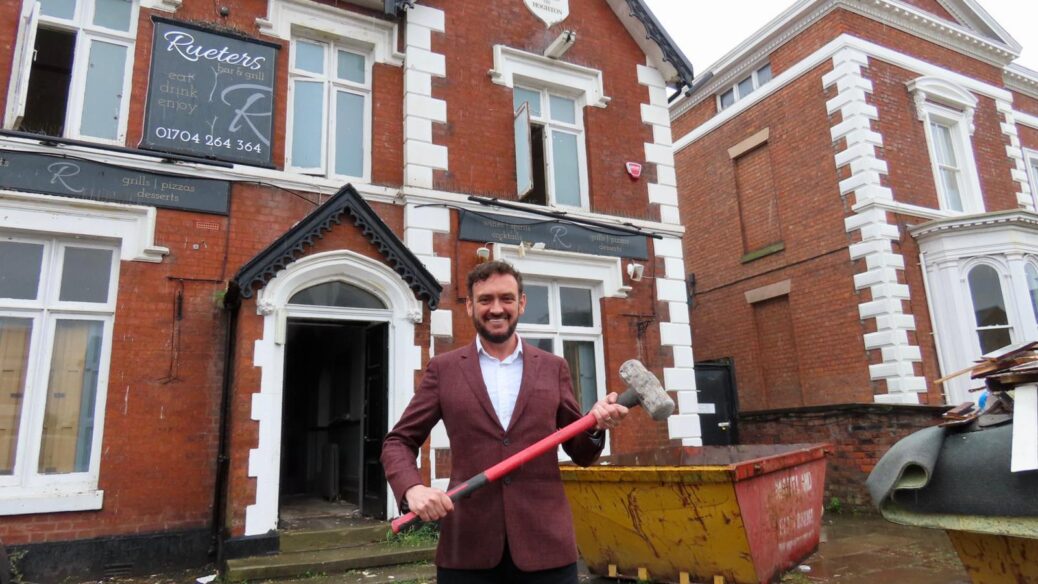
381;260;629;584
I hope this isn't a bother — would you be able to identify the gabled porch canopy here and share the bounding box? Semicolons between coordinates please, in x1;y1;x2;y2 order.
231;184;442;309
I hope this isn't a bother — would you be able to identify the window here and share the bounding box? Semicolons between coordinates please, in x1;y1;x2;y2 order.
0;234;118;513
4;0;137;144
288;38;371;180
718;63;771;111
908;77;983;214
513;87;588;208
967;264;1012;354
1026;149;1038;210
518;281;602;411
289;281;385;309
1026;263;1038;325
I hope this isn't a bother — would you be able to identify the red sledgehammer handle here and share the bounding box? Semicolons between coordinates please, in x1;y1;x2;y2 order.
390;412;600;534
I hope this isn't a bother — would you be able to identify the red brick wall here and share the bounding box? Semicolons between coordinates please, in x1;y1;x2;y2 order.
674;5;1021;414
677;58;874;411
753;296;804;408
739;405;947;509
734;144;781;252
897;0;956;22
422;0;657;220
0;207;234;544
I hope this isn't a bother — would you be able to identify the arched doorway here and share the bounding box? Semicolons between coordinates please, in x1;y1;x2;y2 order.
280;281;390;521
245;250;423;536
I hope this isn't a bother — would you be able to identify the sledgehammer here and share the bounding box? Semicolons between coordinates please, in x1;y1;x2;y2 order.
390;359;674;534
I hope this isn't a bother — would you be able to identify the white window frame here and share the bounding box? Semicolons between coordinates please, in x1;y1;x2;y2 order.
908;77;984;215
963;259;1015;355
717;63;771;111
513;85;590;209
0;234;118;514
518;279;606;455
286;35;373;182
1024;148;1038;211
5;0;139;145
490;45;608;212
913;213;1038;405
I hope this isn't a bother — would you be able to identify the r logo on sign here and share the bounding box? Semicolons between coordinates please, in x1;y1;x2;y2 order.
524;0;569;27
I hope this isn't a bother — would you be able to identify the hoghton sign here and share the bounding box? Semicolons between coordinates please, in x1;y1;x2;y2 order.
142;19;278;166
458;210;648;260
524;0;569;27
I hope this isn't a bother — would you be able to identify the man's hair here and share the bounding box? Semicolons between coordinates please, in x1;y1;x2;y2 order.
466;260;524;297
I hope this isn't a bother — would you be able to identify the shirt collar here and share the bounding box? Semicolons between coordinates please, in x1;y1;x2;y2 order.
476;333;524;363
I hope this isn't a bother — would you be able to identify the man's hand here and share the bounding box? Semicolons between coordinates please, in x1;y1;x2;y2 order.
404;484;454;522
591;392;629;431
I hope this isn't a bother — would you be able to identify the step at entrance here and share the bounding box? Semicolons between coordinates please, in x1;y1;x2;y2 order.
223;522;436;583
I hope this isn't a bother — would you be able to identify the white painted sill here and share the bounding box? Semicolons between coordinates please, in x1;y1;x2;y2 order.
0;489;103;516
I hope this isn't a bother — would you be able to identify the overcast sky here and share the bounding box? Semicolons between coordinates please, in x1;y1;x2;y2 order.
642;0;1038;74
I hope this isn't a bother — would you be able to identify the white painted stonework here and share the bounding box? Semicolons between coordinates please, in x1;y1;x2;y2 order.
403;4;447;190
245;251;423;535
912;211;1038;406
823;46;925;403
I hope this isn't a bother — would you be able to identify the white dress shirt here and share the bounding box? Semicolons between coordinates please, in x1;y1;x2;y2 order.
476;334;524;430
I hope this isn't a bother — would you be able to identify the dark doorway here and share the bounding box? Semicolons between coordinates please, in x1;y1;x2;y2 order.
695;359;739;446
280;319;389;520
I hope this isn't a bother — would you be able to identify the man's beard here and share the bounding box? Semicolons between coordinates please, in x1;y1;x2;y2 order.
474;314;517;344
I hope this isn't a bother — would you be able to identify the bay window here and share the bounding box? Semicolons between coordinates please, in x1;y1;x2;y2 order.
0;234;117;513
967;264;1012;354
4;0;137;144
288;37;371;180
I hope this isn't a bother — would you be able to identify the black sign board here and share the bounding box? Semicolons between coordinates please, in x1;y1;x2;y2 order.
142;19;278;166
458;210;649;260
0;149;230;215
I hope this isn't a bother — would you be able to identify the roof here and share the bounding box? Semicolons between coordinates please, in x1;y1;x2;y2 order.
232;184;442;309
672;0;1022;115
607;0;696;89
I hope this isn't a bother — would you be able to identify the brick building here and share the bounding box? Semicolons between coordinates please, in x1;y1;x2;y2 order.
671;0;1038;505
0;0;697;578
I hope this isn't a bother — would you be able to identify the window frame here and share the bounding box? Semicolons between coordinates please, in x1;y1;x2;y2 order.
0;234;118;513
717;63;772;111
517;279;604;412
1024;148;1038;211
6;0;139;144
919;102;983;214
964;260;1014;356
513;84;590;209
286;36;373;182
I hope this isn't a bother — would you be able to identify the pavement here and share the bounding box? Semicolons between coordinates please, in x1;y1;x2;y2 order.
75;512;971;584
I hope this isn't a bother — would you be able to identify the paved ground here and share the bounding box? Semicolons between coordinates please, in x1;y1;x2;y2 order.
74;512;970;583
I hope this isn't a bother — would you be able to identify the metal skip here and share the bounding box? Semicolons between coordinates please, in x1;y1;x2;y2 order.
561;444;827;584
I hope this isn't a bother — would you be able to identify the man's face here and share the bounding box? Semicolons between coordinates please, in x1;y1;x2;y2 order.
466;273;526;344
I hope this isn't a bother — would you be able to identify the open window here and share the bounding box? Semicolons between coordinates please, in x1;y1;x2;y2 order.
4;0;137;144
512;86;587;208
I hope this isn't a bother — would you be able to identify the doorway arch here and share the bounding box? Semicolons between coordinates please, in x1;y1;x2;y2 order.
245;250;422;535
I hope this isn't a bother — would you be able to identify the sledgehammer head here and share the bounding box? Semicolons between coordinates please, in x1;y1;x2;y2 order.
619;359;675;421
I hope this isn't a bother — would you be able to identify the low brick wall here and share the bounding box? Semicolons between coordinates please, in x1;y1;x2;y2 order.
737;404;949;510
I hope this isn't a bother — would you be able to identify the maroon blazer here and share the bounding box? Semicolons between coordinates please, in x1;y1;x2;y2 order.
381;340;603;571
